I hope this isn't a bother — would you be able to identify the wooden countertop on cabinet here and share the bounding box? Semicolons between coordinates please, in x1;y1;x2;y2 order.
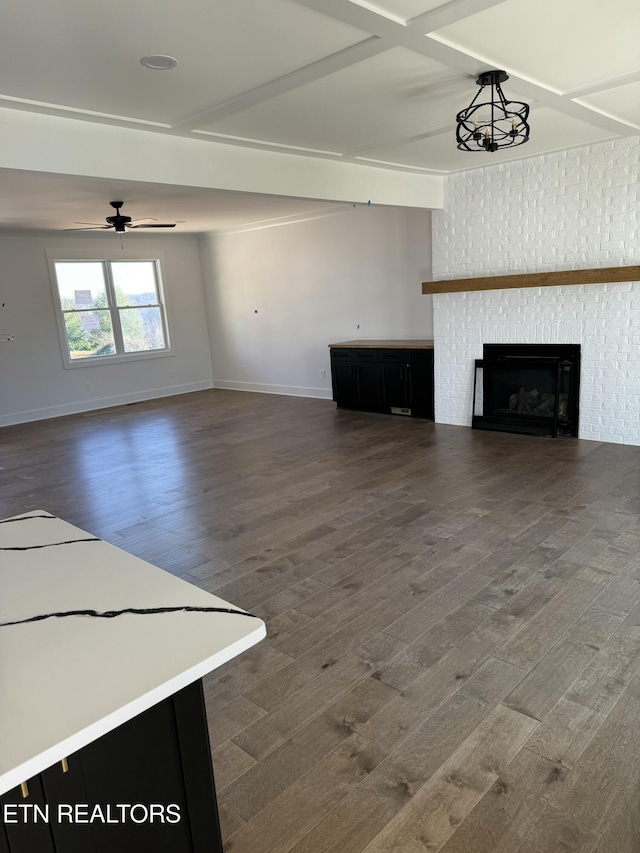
328;340;434;349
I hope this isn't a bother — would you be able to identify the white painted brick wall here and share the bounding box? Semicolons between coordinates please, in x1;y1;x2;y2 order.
432;135;640;444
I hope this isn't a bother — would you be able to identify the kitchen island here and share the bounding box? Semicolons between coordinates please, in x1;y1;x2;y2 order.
0;511;265;852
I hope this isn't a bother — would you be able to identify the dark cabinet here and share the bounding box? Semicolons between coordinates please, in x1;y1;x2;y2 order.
0;681;222;853
330;345;433;419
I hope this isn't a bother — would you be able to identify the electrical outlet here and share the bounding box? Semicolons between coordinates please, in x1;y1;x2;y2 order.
0;333;14;343
320;369;327;379
168;368;174;378
84;381;91;391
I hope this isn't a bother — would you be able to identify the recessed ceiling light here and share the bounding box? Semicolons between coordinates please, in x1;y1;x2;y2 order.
140;55;178;70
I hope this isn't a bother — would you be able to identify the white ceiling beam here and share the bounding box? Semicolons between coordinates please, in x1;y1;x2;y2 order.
191;130;343;157
172;37;391;130
291;0;406;38
0;94;172;131
406;0;510;32
292;0;509;34
0;108;443;210
563;69;640;99
344;122;451;156
354;156;447;173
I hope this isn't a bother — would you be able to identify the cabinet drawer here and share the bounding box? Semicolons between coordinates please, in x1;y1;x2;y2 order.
330;348;354;361
378;349;411;363
330;348;378;362
410;349;434;364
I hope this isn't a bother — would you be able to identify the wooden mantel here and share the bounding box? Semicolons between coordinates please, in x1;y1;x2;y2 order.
422;265;640;295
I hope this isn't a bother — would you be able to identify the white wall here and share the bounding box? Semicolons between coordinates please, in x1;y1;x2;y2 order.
199;206;432;399
0;233;212;426
431;136;640;445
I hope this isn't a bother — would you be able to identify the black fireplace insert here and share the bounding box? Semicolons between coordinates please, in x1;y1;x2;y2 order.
472;344;580;437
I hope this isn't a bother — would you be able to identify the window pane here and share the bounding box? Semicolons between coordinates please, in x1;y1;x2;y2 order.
64;311;115;359
55;262;108;310
111;261;159;306
120;307;166;352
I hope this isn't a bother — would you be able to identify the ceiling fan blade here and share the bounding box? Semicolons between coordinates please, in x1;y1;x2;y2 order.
63;226;111;231
73;221;107;226
128;223;177;228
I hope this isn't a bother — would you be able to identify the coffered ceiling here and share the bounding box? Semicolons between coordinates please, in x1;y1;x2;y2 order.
0;0;636;230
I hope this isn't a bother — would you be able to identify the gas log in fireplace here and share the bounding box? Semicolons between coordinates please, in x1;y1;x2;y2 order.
472;344;580;437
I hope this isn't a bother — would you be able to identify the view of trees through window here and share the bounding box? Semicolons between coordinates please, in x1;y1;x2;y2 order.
54;261;168;361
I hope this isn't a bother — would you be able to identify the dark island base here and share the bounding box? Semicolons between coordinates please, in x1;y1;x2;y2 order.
0;680;222;853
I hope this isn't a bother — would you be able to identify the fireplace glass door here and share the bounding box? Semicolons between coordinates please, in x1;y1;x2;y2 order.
472;344;580;437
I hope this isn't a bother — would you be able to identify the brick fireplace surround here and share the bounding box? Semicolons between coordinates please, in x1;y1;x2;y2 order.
431;135;640;446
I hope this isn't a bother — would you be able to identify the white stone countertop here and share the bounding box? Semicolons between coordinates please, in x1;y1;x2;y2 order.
0;511;266;796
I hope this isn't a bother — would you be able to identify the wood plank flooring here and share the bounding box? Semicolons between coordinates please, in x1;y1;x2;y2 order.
3;388;640;852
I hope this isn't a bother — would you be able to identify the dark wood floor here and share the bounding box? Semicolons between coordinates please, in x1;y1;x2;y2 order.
3;389;640;852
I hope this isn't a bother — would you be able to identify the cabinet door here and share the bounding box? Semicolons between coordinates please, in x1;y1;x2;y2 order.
380;363;408;410
332;363;359;408
41;755;98;853
356;363;381;410
0;777;57;853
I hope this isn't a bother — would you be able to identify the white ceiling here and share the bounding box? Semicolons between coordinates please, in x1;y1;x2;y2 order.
0;0;637;231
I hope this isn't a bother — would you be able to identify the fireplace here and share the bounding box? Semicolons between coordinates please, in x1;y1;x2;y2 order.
472;344;580;437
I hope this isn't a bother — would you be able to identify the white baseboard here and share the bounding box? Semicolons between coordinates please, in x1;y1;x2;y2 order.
212;379;333;400
0;381;213;427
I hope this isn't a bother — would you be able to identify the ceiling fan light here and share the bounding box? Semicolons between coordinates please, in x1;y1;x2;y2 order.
64;201;180;233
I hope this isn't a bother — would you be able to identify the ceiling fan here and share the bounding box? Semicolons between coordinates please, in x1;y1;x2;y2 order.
64;201;181;233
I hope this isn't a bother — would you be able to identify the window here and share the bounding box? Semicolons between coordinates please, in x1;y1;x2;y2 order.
50;259;170;366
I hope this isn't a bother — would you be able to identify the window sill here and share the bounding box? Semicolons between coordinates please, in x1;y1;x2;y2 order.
63;349;174;369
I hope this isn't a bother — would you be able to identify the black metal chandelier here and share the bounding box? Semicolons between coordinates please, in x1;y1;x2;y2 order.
456;70;530;152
